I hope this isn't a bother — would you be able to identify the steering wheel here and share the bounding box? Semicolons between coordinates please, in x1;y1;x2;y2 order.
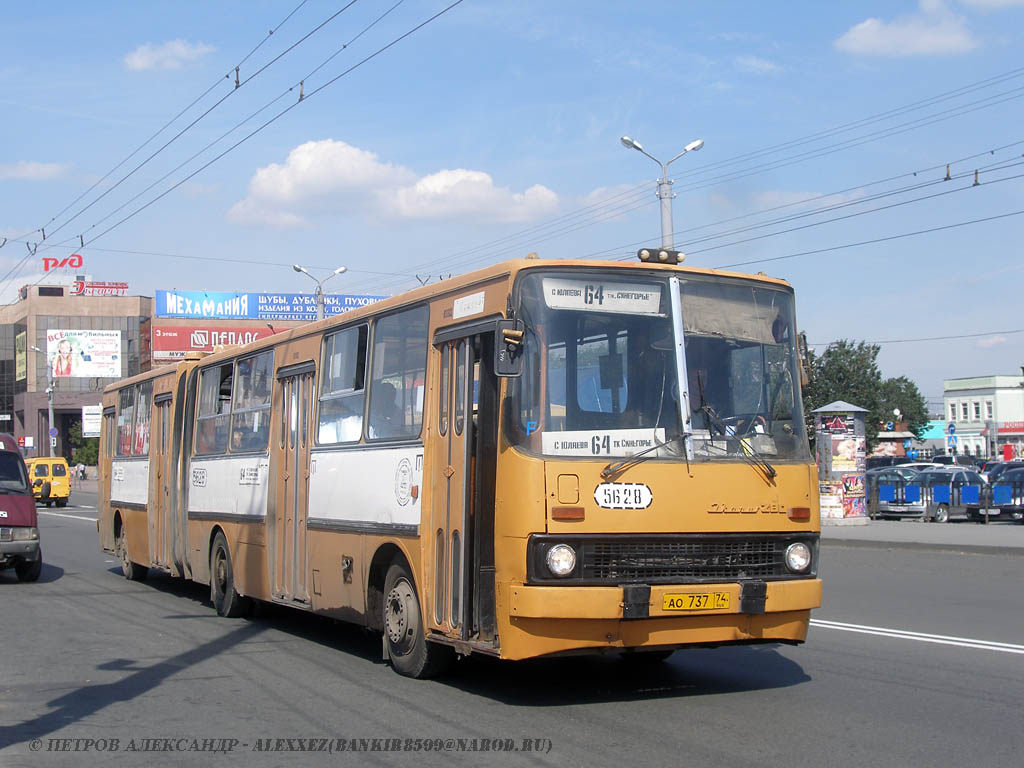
718;414;767;437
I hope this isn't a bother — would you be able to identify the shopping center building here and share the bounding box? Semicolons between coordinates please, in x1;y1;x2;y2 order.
1;281;384;461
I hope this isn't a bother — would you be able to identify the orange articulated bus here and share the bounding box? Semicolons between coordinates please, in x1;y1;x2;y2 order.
99;256;820;677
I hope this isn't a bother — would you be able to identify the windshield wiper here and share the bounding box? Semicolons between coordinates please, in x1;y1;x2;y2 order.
699;404;777;485
601;433;688;480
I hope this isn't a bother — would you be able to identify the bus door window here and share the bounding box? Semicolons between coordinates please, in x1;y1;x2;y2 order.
133;381;153;456
116;386;136;456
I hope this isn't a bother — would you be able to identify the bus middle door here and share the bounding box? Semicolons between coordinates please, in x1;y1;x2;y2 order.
272;365;314;604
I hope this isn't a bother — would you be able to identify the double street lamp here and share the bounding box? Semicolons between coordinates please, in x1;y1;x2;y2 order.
620;135;704;248
293;264;347;321
29;345;55;457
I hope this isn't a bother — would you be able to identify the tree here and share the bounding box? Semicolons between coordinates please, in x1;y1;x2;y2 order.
801;339;927;453
68;420;98;466
877;376;930;438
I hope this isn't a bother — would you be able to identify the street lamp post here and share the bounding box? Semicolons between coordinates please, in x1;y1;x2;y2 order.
29;345;55;457
620;135;704;248
293;264;348;321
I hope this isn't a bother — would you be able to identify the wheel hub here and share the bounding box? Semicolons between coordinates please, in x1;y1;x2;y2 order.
385;584;412;644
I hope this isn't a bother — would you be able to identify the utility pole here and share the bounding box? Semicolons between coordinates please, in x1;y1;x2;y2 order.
30;345;56;457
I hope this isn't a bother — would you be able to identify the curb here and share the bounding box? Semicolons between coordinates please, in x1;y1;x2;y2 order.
821;538;1024;556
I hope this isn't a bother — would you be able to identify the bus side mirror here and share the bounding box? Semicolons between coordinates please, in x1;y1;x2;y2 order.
495;319;525;378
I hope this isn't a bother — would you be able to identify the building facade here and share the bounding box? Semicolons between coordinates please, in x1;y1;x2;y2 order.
942;375;1024;458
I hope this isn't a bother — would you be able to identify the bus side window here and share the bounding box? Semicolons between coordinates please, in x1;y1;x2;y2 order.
196;363;233;455
318;325;367;445
231;350;274;452
367;307;428;441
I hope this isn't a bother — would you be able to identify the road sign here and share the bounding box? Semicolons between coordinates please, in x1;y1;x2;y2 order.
48;427;58;437
947;434;958;448
947;423;956;435
50;437;57;448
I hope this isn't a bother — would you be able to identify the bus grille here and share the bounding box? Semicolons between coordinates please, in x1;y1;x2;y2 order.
528;534;818;584
583;538;783;581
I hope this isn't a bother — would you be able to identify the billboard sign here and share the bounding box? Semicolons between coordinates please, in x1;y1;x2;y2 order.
152;325;277;361
70;280;130;297
155;290;387;321
82;405;103;438
15;331;26;382
46;329;121;378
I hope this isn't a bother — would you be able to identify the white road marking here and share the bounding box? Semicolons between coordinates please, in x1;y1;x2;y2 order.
810;619;1024;655
37;510;97;523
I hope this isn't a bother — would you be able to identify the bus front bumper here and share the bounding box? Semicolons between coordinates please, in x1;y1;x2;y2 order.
499;579;822;660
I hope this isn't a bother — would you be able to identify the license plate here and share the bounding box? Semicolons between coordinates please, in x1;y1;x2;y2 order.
662;592;730;611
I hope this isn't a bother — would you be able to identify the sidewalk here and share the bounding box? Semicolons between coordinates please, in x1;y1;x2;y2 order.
821;517;1024;554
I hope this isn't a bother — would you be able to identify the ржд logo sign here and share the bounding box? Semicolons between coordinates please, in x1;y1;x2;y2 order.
42;253;83;272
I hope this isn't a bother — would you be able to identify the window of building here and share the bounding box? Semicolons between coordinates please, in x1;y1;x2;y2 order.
985;400;993;420
949;402;957;422
973;401;981;421
961;401;969;420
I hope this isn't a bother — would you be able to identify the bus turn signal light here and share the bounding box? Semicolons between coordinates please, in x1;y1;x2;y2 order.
788;507;811;521
551;506;585;521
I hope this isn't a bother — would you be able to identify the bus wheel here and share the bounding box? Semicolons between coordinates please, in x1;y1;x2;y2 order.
383;563;452;679
118;527;148;582
933;504;950;524
210;532;251;618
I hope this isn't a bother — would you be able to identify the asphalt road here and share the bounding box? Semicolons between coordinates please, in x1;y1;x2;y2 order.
2;496;1022;768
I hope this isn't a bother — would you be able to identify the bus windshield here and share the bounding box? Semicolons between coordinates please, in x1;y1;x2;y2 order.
509;270;809;462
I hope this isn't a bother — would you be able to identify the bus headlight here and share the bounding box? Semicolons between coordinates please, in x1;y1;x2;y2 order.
784;542;811;573
545;544;577;577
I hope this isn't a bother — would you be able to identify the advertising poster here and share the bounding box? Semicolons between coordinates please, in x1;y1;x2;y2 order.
46;329;121;378
15;331;26;381
843;497;867;518
842;473;865;497
819;414;854;435
831;436;863;472
155;290;388;321
152;325;277;361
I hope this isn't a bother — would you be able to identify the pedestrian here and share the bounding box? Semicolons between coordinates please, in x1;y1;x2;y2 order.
76;461;85;482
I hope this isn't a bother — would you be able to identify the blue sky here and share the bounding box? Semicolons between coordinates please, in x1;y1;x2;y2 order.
3;0;1024;409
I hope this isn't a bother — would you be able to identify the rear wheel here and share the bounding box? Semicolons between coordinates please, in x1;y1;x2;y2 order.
118;525;148;581
16;556;42;583
55;498;68;508
932;504;950;524
210;532;251;618
383;562;452;678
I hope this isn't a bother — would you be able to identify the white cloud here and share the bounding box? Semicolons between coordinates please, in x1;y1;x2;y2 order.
229;139;559;229
977;335;1008;348
123;40;215;71
735;55;781;74
0;161;68;180
835;1;979;57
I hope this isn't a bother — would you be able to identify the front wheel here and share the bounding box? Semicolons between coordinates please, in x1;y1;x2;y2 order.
933;504;950;524
16;555;42;583
210;532;250;618
383;562;452;678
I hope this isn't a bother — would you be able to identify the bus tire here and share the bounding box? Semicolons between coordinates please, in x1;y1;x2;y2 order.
118;526;148;582
933;504;950;524
16;554;42;583
56;498;68;508
210;532;251;618
383;562;452;679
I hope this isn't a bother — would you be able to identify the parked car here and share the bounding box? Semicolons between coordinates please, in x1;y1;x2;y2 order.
0;434;42;582
877;467;985;523
979;460;1002;482
866;456;912;470
931;454;980;467
985;460;1024;485
985;466;1024;523
24;456;71;508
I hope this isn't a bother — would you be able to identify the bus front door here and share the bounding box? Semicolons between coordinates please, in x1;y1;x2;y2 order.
272;368;313;604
